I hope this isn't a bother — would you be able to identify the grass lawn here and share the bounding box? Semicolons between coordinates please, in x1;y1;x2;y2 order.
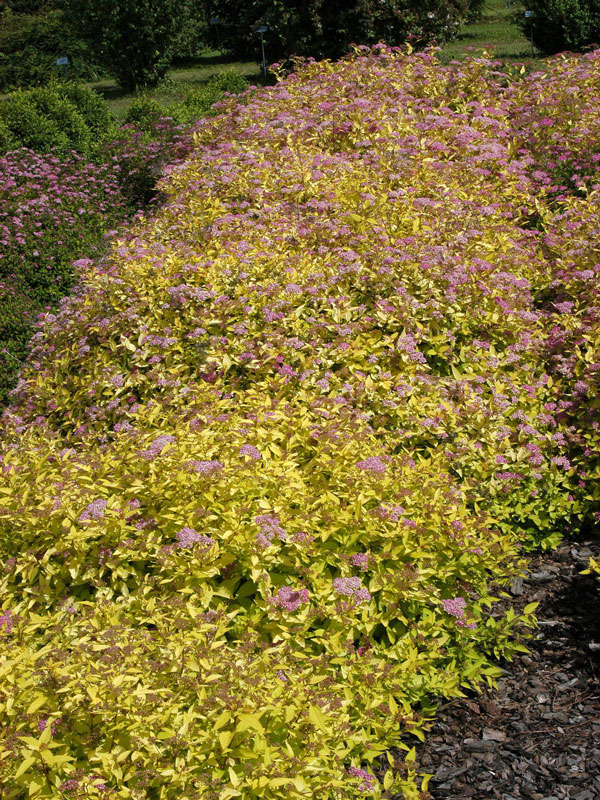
439;0;543;67
440;0;541;69
83;0;545;119
84;51;265;119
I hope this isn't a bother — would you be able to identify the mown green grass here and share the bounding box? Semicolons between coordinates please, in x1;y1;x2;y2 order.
439;0;543;67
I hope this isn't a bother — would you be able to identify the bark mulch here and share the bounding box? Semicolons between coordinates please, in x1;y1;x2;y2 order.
402;537;600;800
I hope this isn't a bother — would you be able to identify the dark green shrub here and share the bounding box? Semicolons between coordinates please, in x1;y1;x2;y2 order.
172;0;210;61
0;120;17;152
0;147;128;407
60;0;193;90
0;91;73;152
0;278;34;407
466;0;486;22
124;72;248;129
172;71;249;122
123;96;165;132
202;0;470;62
0;83;113;156
102;118;197;209
517;0;600;54
0;9;101;92
207;70;249;93
59;82;114;139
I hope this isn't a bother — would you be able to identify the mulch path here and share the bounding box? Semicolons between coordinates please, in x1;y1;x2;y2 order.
400;537;600;800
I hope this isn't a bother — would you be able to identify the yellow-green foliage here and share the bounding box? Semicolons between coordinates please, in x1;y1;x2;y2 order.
1;45;599;798
583;557;600;584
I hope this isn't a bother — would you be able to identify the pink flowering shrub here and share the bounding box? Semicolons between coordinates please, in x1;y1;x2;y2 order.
0;45;599;799
0;103;215;407
0;149;128;405
100;115;199;210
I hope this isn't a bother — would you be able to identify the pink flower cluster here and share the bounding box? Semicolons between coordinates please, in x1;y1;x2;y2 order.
333;577;371;605
0;608;13;633
186;459;224;475
356;457;387;474
441;596;466;617
350;553;369;571
240;444;261;460
273;586;309;611
141;433;176;460
79;498;107;523
59;780;80;792
441;596;476;628
255;513;287;548
175;528;215;549
347;766;376;793
37;717;59;736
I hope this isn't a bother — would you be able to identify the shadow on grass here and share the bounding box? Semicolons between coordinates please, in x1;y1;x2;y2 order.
172;52;236;68
92;84;132;102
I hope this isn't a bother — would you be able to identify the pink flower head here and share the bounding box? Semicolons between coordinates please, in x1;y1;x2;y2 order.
187;459;224;475
356;457;387;474
350;553;369;571
334;576;361;595
255;513;287;547
333;577;371;605
59;780;80;792
0;608;13;633
37;718;59;736
240;444;261;460
142;433;176;460
175;528;215;549
273;586;309;611
79;498;107;522
441;596;466;618
347;766;376;792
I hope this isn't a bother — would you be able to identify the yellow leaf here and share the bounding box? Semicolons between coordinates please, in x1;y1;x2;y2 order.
14;754;37;779
292;777;309;792
384;769;394;790
228;767;240;787
86;685;100;703
40;749;55;765
219;789;241;800
17;737;40;750
28;777;45;796
213;711;231;731
120;335;137;352
308;704;328;732
236;713;264;734
156;729;176;740
26;696;46;715
218;731;233;750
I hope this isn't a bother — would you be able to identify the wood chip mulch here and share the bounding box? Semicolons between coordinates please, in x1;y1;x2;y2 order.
401;537;600;800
